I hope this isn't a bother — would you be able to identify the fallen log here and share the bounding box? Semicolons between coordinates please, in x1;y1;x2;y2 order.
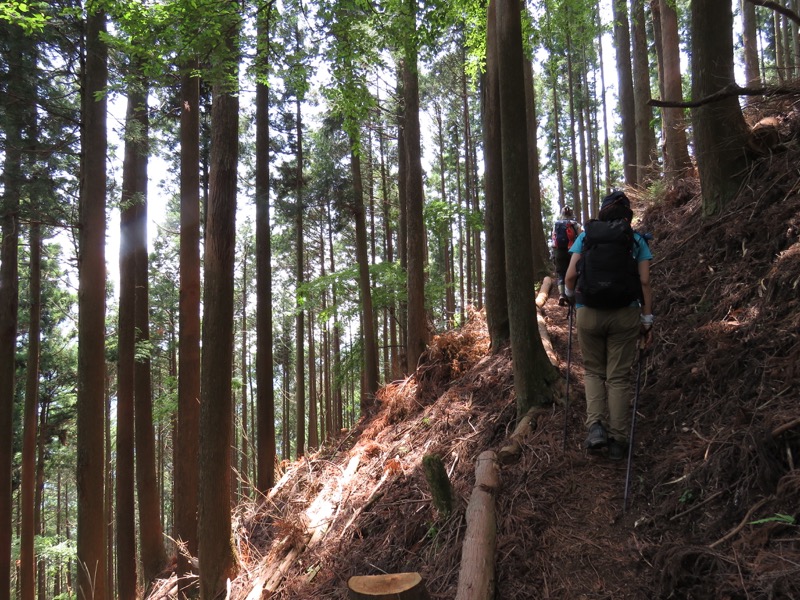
348;572;430;600
497;408;549;465
455;451;499;600
535;276;553;308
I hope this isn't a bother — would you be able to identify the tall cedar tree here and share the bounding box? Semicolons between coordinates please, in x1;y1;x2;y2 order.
403;0;428;374
175;60;201;597
255;4;276;493
6;24;35;600
612;0;637;186
691;0;750;215
131;78;165;586
482;0;510;350
77;8;108;600
294;93;306;459
116;82;142;600
658;0;692;182
198;4;241;595
495;0;558;417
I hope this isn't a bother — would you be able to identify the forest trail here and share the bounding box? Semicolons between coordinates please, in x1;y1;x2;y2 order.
149;106;800;600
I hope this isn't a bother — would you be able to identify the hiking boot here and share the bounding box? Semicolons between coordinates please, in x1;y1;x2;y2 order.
608;438;628;461
558;294;568;307
584;422;608;450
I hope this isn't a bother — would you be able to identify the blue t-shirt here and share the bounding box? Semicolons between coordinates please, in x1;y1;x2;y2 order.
569;229;653;307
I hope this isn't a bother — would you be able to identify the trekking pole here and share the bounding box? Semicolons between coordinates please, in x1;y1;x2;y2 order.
562;304;573;452
623;345;645;513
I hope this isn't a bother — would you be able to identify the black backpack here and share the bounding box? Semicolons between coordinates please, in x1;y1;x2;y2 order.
576;218;642;308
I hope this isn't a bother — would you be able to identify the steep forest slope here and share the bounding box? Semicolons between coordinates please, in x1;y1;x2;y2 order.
152;103;800;600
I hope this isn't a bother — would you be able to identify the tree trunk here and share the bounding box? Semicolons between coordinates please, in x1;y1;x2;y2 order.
5;27;35;600
496;0;559;418
19;221;41;600
255;8;276;493
115;82;142;600
130;77;164;589
198;12;241;595
691;0;750;216
307;311;318;449
77;10;108;600
523;56;549;280
612;0;637;186
295;94;306;459
566;28;580;211
351;146;380;406
241;251;250;499
631;0;657;183
659;0;692;182
403;40;428;374
482;0;510;350
741;0;761;93
395;66;408;361
176;58;201;596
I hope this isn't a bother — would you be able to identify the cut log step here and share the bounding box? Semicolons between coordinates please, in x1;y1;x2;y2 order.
347;572;430;599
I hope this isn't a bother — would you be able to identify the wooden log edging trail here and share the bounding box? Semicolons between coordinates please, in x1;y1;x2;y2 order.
455;277;564;596
455;451;500;600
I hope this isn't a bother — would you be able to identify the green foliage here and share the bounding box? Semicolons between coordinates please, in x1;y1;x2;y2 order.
749;514;796;526
0;1;48;32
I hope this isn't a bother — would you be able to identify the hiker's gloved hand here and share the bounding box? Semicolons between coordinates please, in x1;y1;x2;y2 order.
639;314;654;349
564;287;576;307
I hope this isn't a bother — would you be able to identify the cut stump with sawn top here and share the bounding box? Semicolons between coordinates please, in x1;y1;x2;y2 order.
347;572;430;599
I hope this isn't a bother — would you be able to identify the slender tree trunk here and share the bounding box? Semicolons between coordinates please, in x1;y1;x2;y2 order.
523;57;548;279
307;312;318;448
77;10;108;600
255;8;276;493
198;8;241;594
115;83;140;600
241;255;250;499
403;42;428;373
691;0;750;216
547;34;565;204
742;0;761;93
0;27;27;600
176;59;201;596
130;79;164;589
395;66;408;361
631;0;657;183
20;221;41;600
327;207;343;432
294;95;306;460
597;8;611;197
351;147;380;405
566;29;580;210
612;0;637;186
496;0;559;418
659;0;692;182
483;0;510;350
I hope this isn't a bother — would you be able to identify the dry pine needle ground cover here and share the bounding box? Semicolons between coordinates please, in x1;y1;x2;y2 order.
151;102;800;600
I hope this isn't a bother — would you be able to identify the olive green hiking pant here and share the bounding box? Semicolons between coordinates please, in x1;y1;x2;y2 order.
576;306;640;443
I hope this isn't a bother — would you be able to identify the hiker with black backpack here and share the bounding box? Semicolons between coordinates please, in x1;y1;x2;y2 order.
563;191;654;461
550;205;582;306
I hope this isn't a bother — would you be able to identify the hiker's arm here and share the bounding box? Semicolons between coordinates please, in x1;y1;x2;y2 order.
638;259;652;316
564;253;580;293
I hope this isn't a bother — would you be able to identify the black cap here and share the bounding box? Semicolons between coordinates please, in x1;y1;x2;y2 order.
601;190;630;210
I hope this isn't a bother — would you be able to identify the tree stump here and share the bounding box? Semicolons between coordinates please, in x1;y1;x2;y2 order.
422;453;453;516
348;572;430;600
